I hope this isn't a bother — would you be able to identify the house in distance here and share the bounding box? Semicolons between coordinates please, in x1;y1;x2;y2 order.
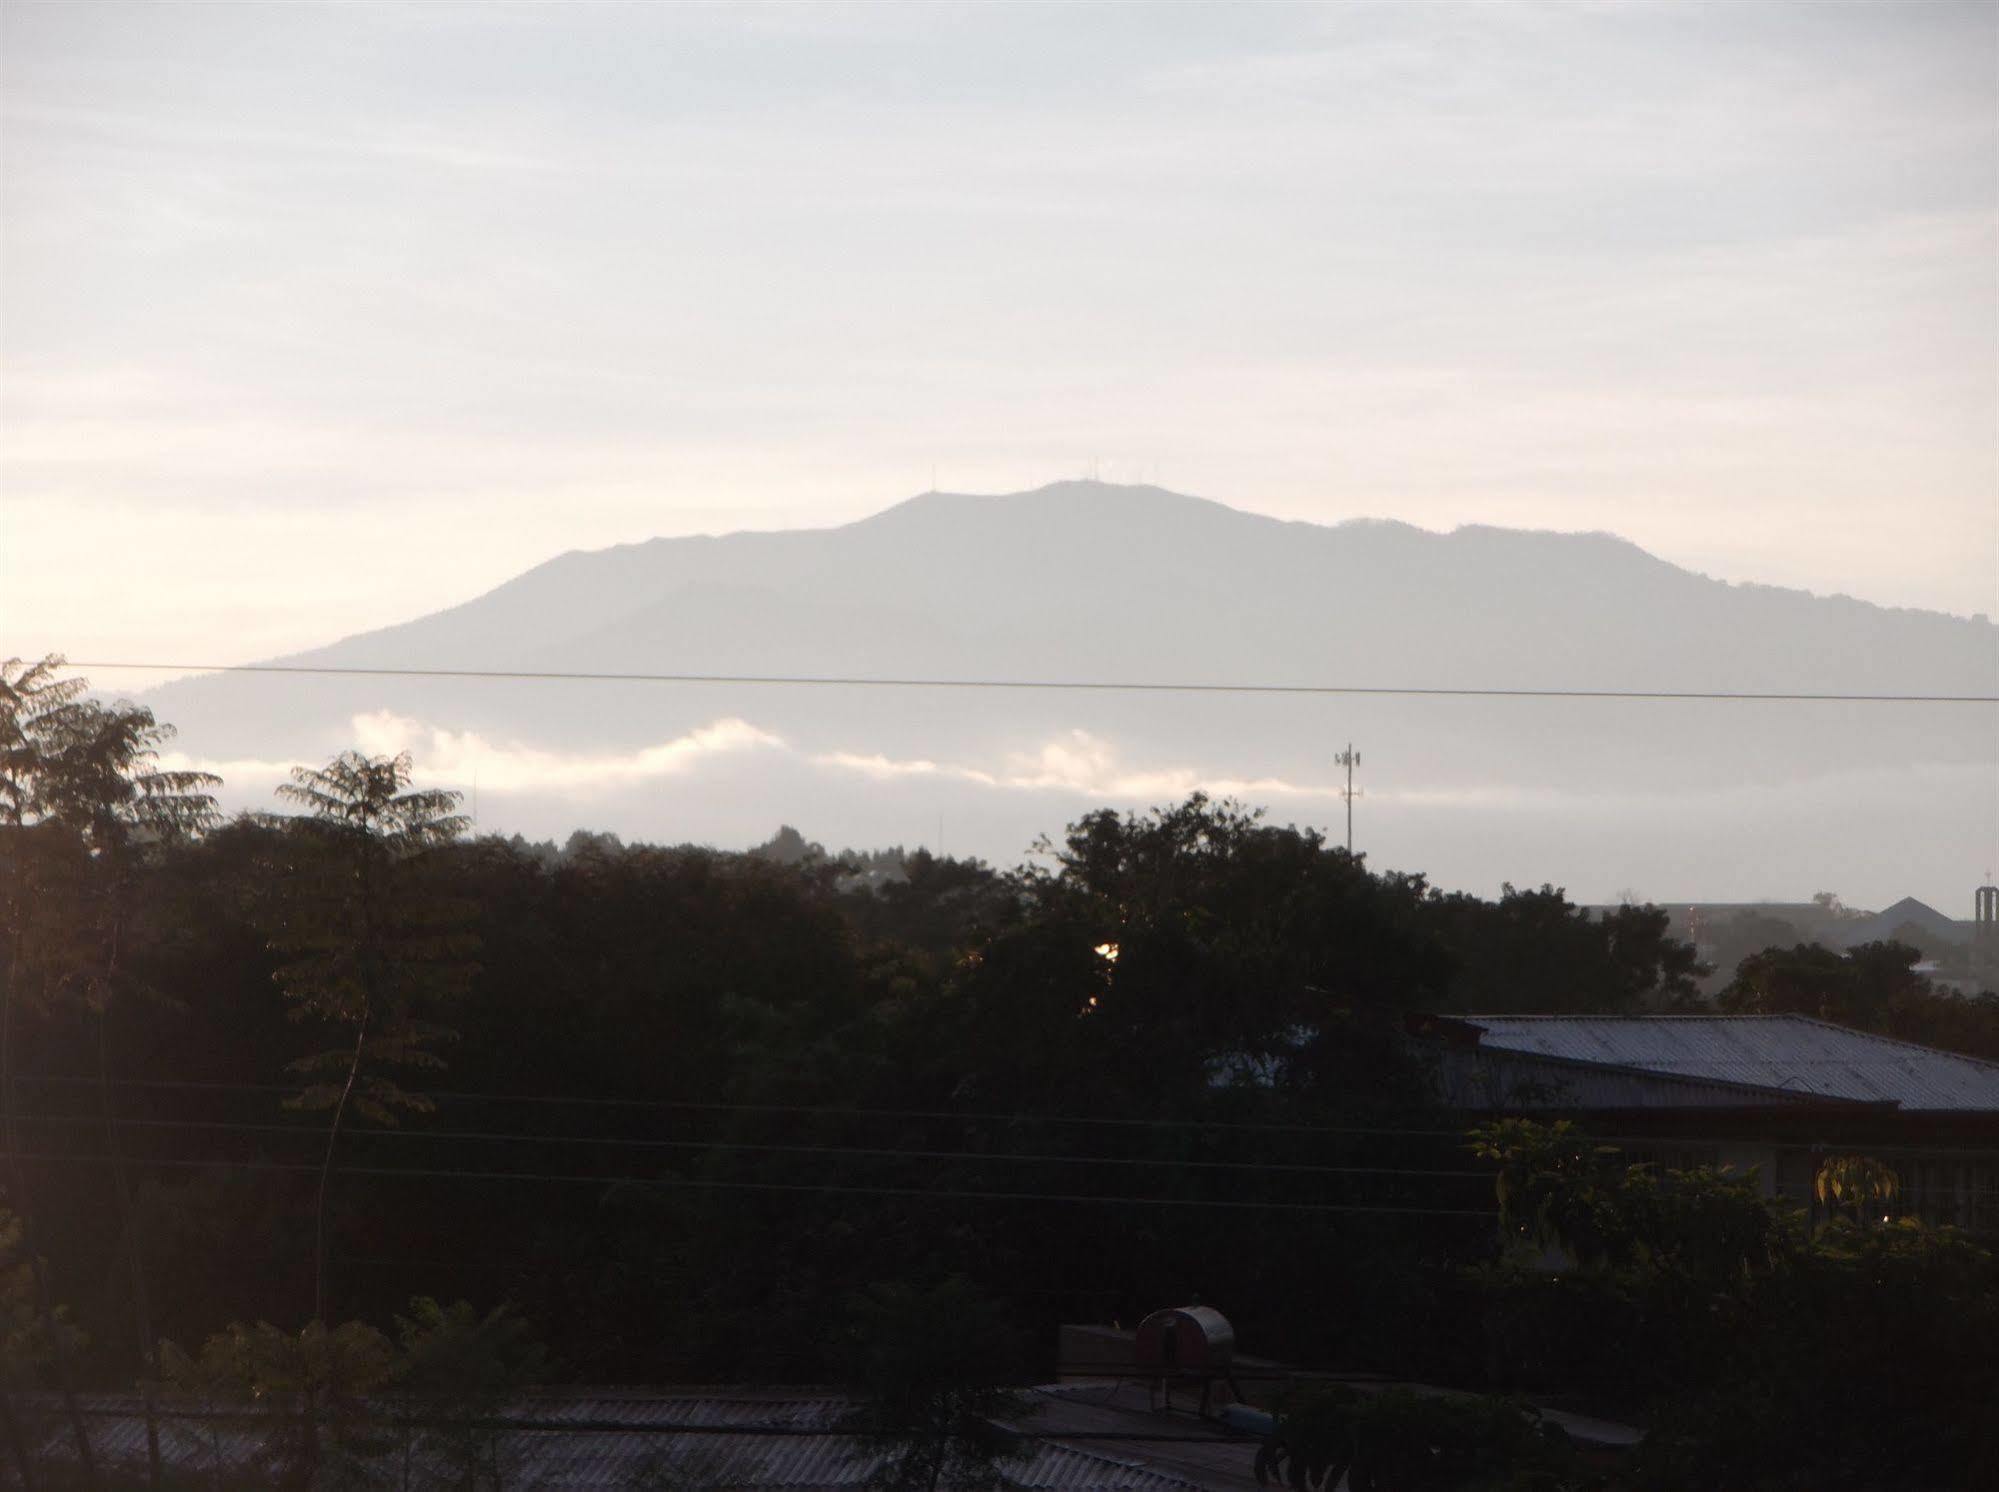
1415;1013;1999;1228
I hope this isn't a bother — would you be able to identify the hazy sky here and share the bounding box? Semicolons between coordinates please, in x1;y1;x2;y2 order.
4;0;1996;670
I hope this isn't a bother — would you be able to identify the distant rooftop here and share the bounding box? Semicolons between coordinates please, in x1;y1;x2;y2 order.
1828;896;1974;949
32;1389;1258;1492
1465;1014;1999;1112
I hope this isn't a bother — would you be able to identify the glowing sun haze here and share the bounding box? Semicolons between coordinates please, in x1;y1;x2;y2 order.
3;0;1995;667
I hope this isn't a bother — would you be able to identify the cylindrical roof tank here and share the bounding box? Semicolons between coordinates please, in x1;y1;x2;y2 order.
1133;1306;1235;1373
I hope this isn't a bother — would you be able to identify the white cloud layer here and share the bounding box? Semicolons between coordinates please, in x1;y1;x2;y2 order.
814;730;1342;801
348;711;783;794
160;712;786;798
157;714;1755;819
156;714;1994;911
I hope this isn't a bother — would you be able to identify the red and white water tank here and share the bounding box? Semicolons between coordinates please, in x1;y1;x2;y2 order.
1133;1305;1235;1374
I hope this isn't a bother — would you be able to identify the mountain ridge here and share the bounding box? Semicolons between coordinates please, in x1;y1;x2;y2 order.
140;476;1993;782
131;479;1995;905
241;481;1992;680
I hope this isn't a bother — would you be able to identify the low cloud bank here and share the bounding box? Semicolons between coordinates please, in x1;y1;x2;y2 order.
167;715;1354;805
158;712;1994;909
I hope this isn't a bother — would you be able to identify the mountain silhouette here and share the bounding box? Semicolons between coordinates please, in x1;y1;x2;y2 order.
144;481;1997;899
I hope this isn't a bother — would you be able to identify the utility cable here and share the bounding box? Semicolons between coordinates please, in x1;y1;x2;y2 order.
63;659;1999;706
24;1074;1999;1157
7;1151;1498;1217
8;1112;1493;1178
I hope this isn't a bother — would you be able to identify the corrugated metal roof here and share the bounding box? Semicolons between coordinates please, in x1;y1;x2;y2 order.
1428;1044;1845;1111
32;1391;1229;1491
1465;1015;1999;1112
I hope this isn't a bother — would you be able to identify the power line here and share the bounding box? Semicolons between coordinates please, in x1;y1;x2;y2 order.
63;659;1999;706
7;1151;1499;1217
55;1400;1268;1443
25;1075;1999;1157
13;1074;1490;1136
10;1113;1493;1179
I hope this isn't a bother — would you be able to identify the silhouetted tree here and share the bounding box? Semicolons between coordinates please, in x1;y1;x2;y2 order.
163;1316;397;1489
1716;939;1999;1060
835;1277;1032;1492
269;752;475;1326
953;795;1446;1115
30;694;219;1487
0;655;100;1487
390;1297;547;1490
1423;884;1702;1014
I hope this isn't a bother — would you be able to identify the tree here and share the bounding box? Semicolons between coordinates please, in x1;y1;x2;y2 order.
1631;1221;1999;1489
1718;939;1999;1060
0;1204;86;1490
1720;940;1917;1026
1814;1154;1899;1228
163;1317;398;1489
1423;885;1702;1015
0;656;110;1489
391;1297;547;1490
269;751;475;1326
834;1277;1033;1492
1470;1119;1783;1283
1255;1383;1575;1492
1465;1121;1999;1488
952;796;1447;1115
29;694;220;1488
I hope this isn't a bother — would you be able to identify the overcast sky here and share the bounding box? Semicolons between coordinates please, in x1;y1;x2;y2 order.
4;0;1996;671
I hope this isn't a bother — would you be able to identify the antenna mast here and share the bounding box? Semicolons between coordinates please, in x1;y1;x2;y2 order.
1335;744;1361;855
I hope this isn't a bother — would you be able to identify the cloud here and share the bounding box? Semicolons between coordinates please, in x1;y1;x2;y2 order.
159;712;786;800
164;716;1347;807
813;750;1000;787
347;711;783;794
154;749;304;792
822;730;1345;803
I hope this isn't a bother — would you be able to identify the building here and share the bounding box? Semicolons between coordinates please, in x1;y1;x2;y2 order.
1591;889;1999;995
26;1387;1266;1492
1416;1013;1999;1228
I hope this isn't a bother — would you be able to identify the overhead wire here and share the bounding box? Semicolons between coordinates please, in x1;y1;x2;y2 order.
6;1152;1499;1217
11;1074;1506;1136
20;1075;1999;1157
61;659;1999;705
56;1400;1271;1443
7;1111;1495;1178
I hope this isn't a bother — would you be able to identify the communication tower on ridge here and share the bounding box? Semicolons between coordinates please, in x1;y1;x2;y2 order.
1336;744;1361;856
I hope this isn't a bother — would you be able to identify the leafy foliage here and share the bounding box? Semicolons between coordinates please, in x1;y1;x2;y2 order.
1255;1383;1576;1492
1722;938;1999;1057
266;751;477;1326
157;1297;546;1491
1469;1120;1783;1279
4;684;1986;1492
162;1317;398;1489
389;1298;547;1491
1469;1121;1999;1488
0;1205;85;1390
0;656;88;829
1424;889;1701;1015
833;1277;1033;1492
271;752;475;1124
1632;1220;1999;1489
953;795;1448;1115
1813;1153;1899;1224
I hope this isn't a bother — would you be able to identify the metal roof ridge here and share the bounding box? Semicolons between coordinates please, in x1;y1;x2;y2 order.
514;1387;848;1399
1461;1013;1822;1022
1001;1422;1232;1492
1768;1014;1999;1070
1434;1040;1892;1107
1464;1012;1999;1073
